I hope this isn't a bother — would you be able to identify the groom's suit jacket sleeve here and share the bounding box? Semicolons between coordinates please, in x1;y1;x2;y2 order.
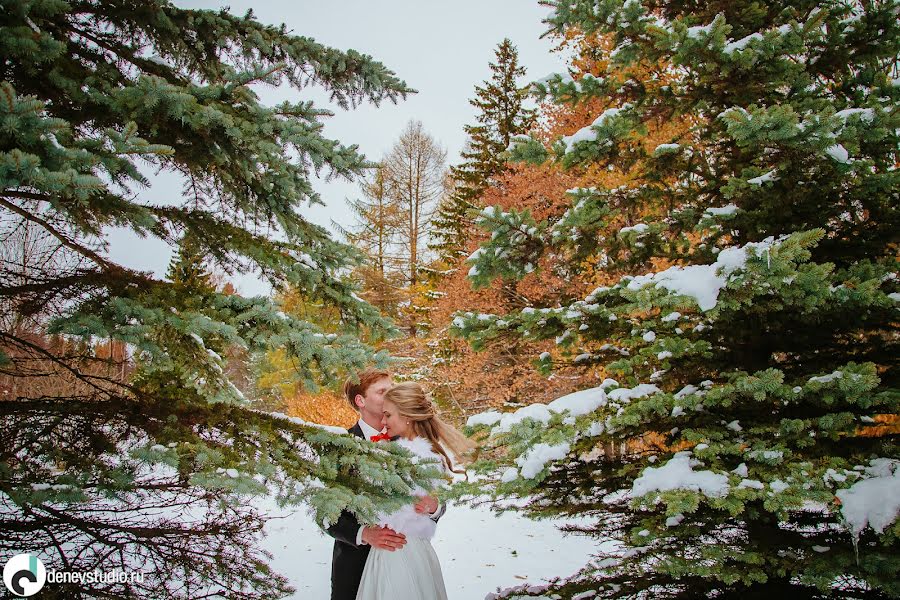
432;498;447;520
326;509;363;546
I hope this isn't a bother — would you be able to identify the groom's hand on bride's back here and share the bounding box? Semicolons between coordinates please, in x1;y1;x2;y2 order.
361;526;406;551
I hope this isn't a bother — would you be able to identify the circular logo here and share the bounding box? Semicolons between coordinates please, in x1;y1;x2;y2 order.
3;554;46;597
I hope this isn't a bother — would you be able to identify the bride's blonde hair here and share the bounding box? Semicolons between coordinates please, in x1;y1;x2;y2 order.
384;382;475;471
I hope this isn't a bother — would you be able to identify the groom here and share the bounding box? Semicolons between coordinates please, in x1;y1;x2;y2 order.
325;367;446;600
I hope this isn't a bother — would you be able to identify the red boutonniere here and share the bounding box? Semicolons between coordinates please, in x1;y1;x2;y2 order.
370;433;391;442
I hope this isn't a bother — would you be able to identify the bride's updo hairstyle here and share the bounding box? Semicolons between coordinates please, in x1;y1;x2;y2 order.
384;382;475;471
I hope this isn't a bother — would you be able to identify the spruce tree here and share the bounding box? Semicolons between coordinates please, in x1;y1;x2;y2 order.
431;39;536;264
334;165;405;317
457;1;899;597
0;2;439;597
167;235;214;293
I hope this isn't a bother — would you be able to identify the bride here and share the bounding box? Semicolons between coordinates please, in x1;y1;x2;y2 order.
356;382;474;600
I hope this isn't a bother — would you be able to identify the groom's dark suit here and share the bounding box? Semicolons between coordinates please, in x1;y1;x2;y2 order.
325;422;446;600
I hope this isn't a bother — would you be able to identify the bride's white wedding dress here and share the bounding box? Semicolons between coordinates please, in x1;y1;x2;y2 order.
355;437;449;600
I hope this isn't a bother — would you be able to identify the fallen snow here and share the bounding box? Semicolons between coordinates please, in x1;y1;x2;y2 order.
632;452;729;498
297;253;318;269
835;458;900;538
607;384;661;404
732;463;748;477
561;107;628;151
467;411;504;428
809;370;843;384
624;237;782;311
738;479;764;490
472;383;615;434
665;513;684;527
724;32;763;53
825;144;851;163
835;108;875;123
531;71;574;89
653;143;681;156
494;404;554;433
703;204;739;216
547;386;609;417
770;479;789;493
686;22;715;38
599;379;620;390
259;496;612;599
747;170;777;185
501;467;519;483
619;223;650;236
516;442;571;479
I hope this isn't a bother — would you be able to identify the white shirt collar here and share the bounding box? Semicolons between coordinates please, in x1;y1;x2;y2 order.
357;418;383;440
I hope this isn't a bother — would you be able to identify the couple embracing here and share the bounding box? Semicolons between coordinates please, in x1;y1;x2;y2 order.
325;368;474;600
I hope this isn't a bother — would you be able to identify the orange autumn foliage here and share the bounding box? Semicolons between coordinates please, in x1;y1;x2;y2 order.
426;36;692;415
857;413;900;438
284;387;359;429
427;156;598;412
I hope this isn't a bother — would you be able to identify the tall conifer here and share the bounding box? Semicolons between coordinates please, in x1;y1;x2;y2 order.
0;2;436;596
458;1;899;597
432;39;536;264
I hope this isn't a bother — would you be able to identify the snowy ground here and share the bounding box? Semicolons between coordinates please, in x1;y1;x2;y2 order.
260;497;615;599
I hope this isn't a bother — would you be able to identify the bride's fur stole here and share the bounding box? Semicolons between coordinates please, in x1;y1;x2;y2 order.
375;437;445;540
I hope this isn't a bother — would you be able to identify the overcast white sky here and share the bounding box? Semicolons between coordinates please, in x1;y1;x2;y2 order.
107;1;568;296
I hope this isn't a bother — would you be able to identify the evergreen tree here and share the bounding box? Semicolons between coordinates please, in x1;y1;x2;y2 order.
431;39;536;264
167;235;214;293
0;2;438;597
456;1;899;598
334;165;406;316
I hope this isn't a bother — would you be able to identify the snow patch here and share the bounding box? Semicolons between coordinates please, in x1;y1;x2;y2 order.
836;458;900;538
466;411;503;428
809;370;843;384
500;467;519;483
632;452;729;498
547;386;609;417
653;143;681;156
732;463;748;477
747;170;777;185
516;442;571;479
825;144;851;163
561;106;629;151
607;384;660;403
724;32;763;53
738;479;765;490
619;223;650;236
494;403;554;433
624;237;782;311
